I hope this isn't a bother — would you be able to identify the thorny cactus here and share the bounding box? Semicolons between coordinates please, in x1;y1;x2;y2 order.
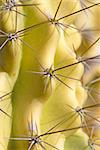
0;0;100;150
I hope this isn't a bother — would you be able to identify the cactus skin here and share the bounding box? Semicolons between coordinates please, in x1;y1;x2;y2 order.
0;0;100;150
64;129;90;150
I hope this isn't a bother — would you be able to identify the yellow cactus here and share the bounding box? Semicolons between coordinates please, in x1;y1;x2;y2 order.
0;0;100;150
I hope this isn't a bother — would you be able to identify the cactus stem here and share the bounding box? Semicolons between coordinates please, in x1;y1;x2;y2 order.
0;92;12;117
57;3;100;21
53;54;100;72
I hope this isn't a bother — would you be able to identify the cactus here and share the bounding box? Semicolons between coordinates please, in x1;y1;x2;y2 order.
0;0;100;150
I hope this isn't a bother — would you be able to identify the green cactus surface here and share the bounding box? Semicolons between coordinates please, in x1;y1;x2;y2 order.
0;0;100;150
